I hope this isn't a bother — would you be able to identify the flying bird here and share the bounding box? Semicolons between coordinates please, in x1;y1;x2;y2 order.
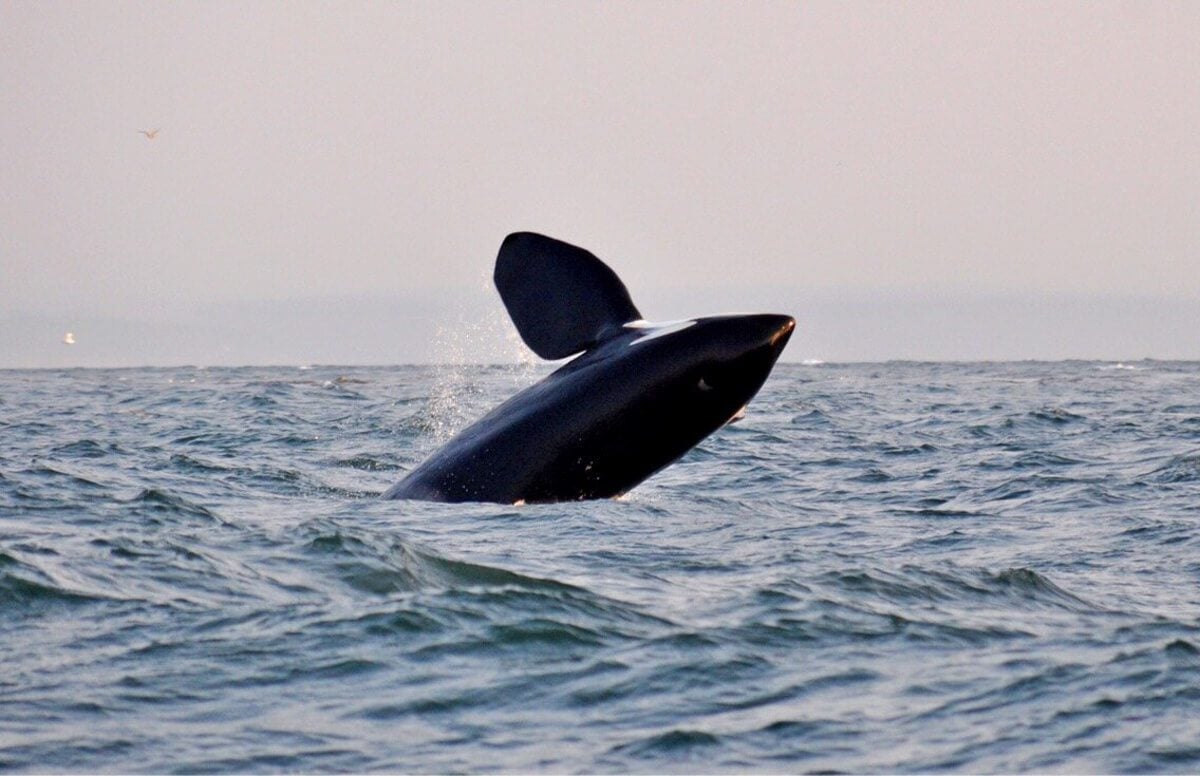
138;129;160;140
63;332;76;345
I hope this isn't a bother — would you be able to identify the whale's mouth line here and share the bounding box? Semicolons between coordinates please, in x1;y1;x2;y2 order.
771;319;796;348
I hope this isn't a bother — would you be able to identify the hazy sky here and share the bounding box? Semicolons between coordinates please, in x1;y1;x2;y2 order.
2;1;1198;366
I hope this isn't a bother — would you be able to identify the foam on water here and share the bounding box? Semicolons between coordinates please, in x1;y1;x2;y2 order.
2;361;1200;772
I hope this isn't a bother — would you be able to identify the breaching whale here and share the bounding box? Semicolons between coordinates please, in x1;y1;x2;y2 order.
384;232;794;504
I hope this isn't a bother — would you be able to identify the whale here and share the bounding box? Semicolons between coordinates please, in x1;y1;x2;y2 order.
384;232;794;504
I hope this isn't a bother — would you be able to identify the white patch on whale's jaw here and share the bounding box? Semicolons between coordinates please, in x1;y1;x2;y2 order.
624;319;697;346
726;405;747;425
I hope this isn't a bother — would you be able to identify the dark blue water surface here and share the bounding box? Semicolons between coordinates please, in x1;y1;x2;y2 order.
3;361;1200;773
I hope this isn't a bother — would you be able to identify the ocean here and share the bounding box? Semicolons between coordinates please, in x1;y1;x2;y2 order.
2;361;1199;773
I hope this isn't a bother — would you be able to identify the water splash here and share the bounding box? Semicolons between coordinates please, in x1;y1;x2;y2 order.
422;281;543;442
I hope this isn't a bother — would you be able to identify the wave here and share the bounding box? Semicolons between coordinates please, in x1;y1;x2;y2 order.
121;488;222;523
51;439;124;459
0;551;104;609
1144;451;1200;483
815;565;1098;614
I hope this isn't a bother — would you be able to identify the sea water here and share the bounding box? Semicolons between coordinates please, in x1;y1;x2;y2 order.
2;361;1199;773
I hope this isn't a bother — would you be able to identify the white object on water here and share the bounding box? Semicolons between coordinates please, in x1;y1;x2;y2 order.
62;332;76;345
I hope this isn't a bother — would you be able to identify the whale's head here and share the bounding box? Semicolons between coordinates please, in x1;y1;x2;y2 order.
616;313;795;428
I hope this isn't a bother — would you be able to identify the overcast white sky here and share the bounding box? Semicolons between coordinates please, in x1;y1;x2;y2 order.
2;1;1198;366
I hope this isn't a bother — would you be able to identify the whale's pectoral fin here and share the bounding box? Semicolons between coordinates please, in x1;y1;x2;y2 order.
495;232;642;360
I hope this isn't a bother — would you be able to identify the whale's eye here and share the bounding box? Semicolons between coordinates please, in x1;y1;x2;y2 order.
697;377;715;392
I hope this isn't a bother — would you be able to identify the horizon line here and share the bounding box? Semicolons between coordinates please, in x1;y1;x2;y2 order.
3;357;1196;373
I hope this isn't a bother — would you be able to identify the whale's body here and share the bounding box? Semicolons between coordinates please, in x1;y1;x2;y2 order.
384;233;793;504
